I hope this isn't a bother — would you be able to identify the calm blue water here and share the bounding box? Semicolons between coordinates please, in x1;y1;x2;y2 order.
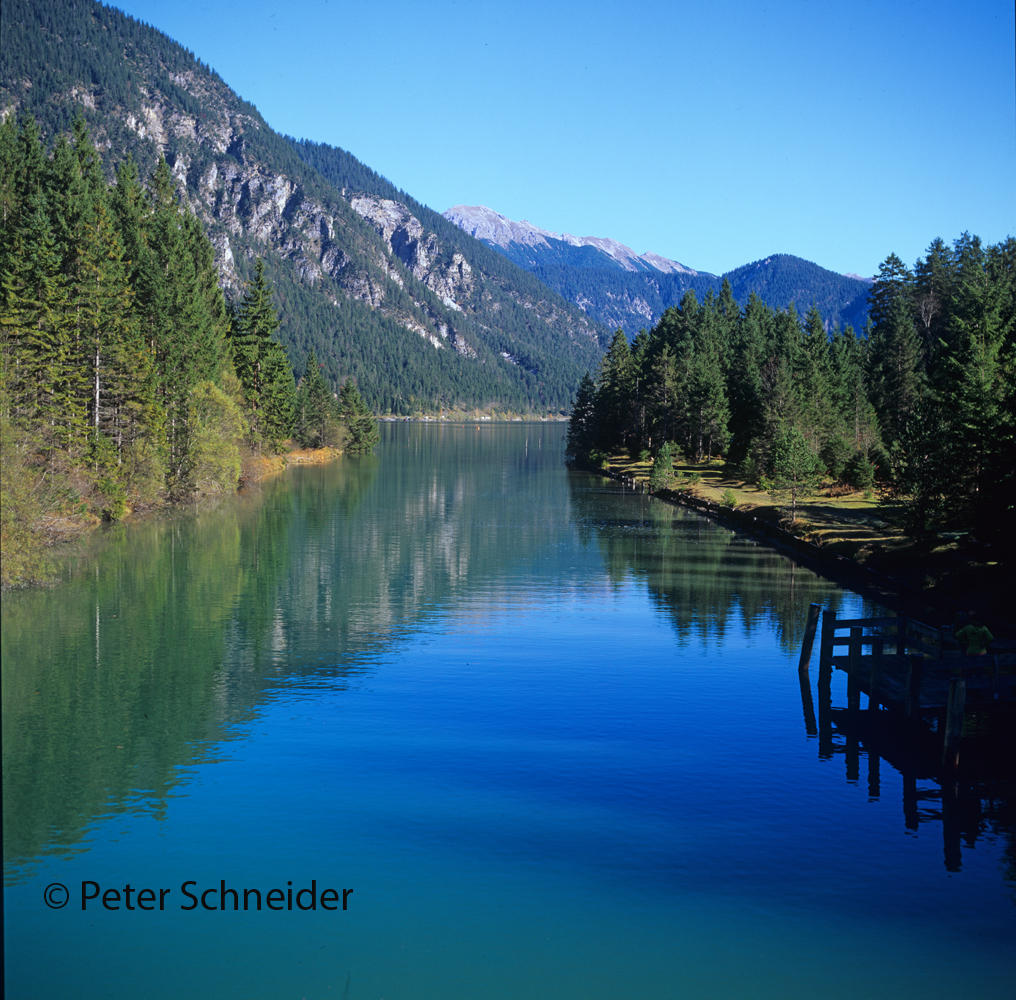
3;423;1014;998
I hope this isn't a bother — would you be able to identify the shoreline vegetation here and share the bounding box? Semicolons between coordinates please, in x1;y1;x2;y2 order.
0;440;343;591
0;115;379;590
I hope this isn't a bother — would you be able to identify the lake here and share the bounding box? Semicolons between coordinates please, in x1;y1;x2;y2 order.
3;422;1013;999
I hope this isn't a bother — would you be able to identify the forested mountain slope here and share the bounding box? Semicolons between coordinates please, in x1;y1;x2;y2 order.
444;206;872;336
0;0;606;413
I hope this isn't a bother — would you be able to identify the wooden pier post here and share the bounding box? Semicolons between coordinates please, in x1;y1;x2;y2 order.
895;614;908;657
847;627;862;712
819;610;835;676
849;626;862;669
868;636;883;713
799;669;817;736
905;654;923;723
942;678;966;770
798;603;820;673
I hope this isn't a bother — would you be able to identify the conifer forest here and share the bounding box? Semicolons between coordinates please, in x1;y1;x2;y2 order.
0;116;376;585
568;241;1016;545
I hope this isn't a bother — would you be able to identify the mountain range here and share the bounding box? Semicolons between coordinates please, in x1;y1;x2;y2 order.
444;205;873;336
443;206;702;276
1;0;874;414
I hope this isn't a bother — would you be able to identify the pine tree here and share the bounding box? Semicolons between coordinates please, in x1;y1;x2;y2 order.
142;158;227;476
649;440;674;491
726;292;770;465
339;378;379;454
594;328;636;453
767;426;821;520
565;372;598;459
229;257;296;451
866;254;923;469
294;351;340;449
0;198;82;444
74;200;154;467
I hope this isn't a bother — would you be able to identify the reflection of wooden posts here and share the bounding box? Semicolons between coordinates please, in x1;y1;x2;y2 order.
868;636;883;712
903;772;918;830
846;732;860;783
847;627;862;712
799;669;817;736
819;610;835;675
942;780;962;872
895;614;907;656
818;671;833;760
798;603;820;672
867;750;880;800
905;654;923;723
943;678;966;770
848;672;861;712
812;609;829;756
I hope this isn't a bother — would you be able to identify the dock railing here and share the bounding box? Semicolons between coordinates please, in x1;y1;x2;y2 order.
797;604;1014;770
817;611;948;666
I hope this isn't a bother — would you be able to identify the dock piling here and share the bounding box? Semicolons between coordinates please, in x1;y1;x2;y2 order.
868;636;883;712
798;603;820;674
905;654;923;723
819;609;835;677
942;678;966;770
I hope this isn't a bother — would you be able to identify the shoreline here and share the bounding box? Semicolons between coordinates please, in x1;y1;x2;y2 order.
585;461;1014;638
1;445;343;591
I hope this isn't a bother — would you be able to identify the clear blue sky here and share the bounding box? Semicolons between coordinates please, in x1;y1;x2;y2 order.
112;0;1013;277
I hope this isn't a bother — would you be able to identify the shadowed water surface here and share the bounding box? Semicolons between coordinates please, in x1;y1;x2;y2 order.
3;423;1014;998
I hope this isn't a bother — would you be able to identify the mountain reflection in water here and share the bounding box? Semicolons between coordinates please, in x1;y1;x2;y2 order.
3;423;1013;1000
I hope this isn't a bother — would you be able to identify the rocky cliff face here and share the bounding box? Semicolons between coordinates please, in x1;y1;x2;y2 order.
6;72;490;355
1;0;607;411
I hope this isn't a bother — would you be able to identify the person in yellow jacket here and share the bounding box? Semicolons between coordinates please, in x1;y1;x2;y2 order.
955;614;993;656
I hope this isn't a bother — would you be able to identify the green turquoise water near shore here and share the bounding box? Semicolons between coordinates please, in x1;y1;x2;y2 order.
3;423;1013;999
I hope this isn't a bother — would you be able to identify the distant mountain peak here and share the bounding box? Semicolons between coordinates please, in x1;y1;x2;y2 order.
443;205;700;276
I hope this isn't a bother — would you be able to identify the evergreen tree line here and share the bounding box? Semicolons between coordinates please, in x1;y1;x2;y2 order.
0;115;377;544
568;235;1016;542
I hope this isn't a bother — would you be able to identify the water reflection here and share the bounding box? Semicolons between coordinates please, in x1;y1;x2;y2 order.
3;426;1013;900
810;660;1016;878
2;423;583;876
568;469;1016;888
566;472;873;654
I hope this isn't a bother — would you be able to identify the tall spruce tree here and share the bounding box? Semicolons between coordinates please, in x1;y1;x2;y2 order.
294;351;340;449
339;377;379;454
230;257;296;451
565;372;598;459
595;328;637;454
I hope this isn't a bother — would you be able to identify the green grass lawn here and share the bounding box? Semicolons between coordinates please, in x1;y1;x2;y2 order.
601;452;906;561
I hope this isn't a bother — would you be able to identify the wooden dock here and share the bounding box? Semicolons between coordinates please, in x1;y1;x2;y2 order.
799;606;1015;769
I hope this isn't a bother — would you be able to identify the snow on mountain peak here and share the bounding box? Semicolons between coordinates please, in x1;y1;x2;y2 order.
443;206;698;276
